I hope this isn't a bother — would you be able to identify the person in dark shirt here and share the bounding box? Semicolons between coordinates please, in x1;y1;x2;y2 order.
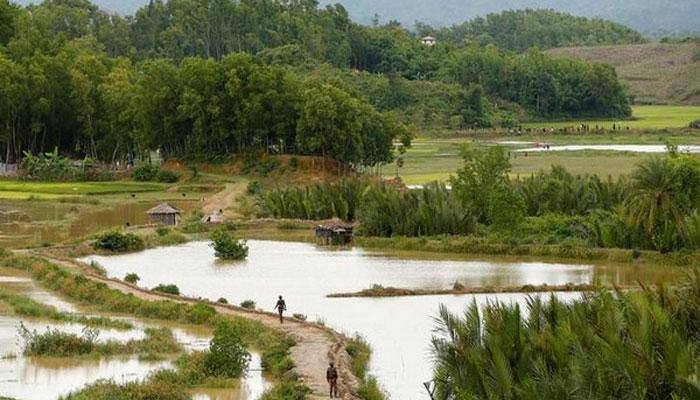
274;295;286;324
326;362;339;398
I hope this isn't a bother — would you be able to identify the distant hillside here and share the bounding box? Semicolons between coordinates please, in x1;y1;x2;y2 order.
547;43;700;105
12;0;700;37
432;9;645;52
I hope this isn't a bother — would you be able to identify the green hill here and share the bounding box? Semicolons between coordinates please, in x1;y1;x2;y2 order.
547;43;700;105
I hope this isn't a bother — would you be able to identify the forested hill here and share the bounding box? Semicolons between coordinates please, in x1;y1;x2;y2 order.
429;9;645;52
0;0;631;165
13;0;700;37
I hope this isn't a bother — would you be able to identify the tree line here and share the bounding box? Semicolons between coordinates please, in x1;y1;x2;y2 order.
0;0;632;163
423;8;646;52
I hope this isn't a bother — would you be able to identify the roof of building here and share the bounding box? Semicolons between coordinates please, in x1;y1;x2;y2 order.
316;218;355;231
421;36;436;41
147;203;181;215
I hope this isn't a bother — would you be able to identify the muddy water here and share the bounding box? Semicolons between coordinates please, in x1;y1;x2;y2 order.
0;275;269;400
81;240;685;399
0;200;195;248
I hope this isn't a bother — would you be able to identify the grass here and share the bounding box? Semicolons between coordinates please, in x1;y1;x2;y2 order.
0;287;133;330
0;180;166;196
19;324;182;357
523;105;700;129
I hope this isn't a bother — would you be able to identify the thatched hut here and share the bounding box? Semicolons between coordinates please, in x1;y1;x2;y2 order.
147;203;181;226
315;219;354;245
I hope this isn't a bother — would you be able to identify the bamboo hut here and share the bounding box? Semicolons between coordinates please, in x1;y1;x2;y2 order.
315;219;354;245
147;203;181;226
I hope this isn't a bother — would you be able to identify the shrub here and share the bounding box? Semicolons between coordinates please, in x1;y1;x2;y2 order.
156;226;171;237
217;297;228;304
186;303;216;324
156;170;180;183
93;231;145;253
124;273;140;284
19;323;97;356
60;379;190;400
210;229;248;260
132;164;160;182
240;300;256;309
152;284;180;295
247;180;263;195
288;156;300;170
260;382;312;400
204;320;251;378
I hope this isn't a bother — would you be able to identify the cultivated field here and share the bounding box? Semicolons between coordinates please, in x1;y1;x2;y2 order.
524;105;700;129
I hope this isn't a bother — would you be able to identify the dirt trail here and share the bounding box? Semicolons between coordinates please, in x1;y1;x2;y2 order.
202;181;248;219
27;251;361;400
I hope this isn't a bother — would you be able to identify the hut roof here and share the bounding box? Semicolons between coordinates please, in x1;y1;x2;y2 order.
147;203;181;215
317;218;354;231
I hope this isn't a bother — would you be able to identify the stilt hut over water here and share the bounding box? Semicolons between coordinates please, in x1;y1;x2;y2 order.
315;219;354;245
147;203;181;226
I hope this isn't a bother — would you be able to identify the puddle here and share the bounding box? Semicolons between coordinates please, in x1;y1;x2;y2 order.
515;144;700;153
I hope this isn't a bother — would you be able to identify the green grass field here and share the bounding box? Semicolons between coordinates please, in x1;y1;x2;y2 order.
523;105;700;130
0;181;166;198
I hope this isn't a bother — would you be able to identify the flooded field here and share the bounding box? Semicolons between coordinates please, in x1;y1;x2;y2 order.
0;200;196;248
515;144;700;153
0;270;269;400
81;240;681;399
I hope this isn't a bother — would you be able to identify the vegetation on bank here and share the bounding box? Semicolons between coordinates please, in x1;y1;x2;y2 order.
93;231;145;253
0;287;132;329
327;282;601;298
0;252;303;397
430;270;700;399
261;145;700;256
19;324;181;358
345;336;387;400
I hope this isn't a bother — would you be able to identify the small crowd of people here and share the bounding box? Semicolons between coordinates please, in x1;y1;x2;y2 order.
274;295;339;398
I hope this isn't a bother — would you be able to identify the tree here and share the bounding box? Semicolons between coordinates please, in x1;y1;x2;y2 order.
204;320;251;378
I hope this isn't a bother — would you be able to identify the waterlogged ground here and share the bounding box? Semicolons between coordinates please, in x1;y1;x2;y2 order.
81;240;683;399
0;270;269;400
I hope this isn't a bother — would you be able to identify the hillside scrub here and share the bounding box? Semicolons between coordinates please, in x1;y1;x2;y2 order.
430;270;700;399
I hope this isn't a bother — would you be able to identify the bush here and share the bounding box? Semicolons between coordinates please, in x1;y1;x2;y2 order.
93;231;145;253
247;180;263;195
204;320;251;378
156;170;180;183
240;300;256;309
292;313;307;321
61;379;190;400
186;303;216;324
132;164;160;182
19;323;97;356
217;297;228;304
152;284;180;295
210;229;249;260
288;156;300;170
124;273;140;284
156;226;171;237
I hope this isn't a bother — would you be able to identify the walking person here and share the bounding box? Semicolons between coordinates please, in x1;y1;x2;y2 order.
326;362;339;398
274;295;286;324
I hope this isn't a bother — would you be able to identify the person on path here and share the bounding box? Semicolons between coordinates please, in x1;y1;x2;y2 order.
326;362;339;398
274;295;286;324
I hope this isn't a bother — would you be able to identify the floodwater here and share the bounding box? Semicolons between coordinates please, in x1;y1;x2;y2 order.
515;144;700;153
0;273;269;400
0;200;195;248
81;240;681;399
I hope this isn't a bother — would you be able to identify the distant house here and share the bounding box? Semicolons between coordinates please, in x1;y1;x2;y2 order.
147;203;181;226
421;36;436;46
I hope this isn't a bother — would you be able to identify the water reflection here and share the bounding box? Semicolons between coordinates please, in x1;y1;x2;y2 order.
82;240;674;399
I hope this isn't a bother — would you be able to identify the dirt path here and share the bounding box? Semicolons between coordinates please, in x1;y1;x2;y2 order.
202;180;248;219
27;251;361;400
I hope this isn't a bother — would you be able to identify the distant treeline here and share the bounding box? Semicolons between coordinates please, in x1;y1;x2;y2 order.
0;0;631;162
422;9;646;52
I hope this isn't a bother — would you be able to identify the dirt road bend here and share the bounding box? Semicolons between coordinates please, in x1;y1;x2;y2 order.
24;251;362;400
